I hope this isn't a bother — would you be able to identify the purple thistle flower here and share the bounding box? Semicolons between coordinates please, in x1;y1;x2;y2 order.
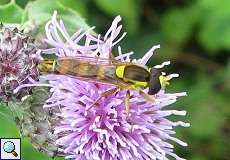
16;11;189;160
0;25;39;102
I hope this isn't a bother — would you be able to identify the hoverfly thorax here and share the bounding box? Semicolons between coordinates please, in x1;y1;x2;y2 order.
115;65;150;89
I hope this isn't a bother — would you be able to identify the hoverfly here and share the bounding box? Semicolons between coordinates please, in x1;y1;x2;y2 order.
38;55;168;115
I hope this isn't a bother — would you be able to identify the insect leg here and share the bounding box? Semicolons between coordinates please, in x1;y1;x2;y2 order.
101;87;120;97
125;90;131;116
139;90;155;102
124;90;135;132
86;87;120;111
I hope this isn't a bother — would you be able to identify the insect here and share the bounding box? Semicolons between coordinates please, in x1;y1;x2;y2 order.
38;56;168;115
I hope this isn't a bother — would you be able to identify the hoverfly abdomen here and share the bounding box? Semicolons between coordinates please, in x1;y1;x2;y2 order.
56;59;100;77
38;60;57;73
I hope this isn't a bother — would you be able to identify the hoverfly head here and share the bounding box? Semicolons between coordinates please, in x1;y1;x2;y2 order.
148;68;161;95
148;67;171;95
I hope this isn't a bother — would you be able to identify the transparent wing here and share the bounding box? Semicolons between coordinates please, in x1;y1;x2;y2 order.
57;55;130;65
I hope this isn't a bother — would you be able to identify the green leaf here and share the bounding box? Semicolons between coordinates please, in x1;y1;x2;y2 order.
94;0;140;34
57;0;88;17
15;0;30;8
0;0;10;5
198;0;230;53
0;0;24;23
0;104;20;137
23;0;90;41
161;6;200;47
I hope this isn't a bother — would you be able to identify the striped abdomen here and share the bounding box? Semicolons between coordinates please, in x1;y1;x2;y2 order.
55;59;119;83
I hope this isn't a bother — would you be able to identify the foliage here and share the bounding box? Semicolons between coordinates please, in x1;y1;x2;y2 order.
0;0;229;159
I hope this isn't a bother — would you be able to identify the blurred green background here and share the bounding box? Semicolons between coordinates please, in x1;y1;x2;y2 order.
0;0;229;159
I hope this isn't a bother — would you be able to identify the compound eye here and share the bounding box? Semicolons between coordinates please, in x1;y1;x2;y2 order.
148;68;161;95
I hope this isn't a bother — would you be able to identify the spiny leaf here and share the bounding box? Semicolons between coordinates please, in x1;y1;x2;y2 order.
0;0;24;23
22;0;90;42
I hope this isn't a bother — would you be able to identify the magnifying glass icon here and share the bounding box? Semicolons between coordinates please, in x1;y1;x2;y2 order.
3;141;18;157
